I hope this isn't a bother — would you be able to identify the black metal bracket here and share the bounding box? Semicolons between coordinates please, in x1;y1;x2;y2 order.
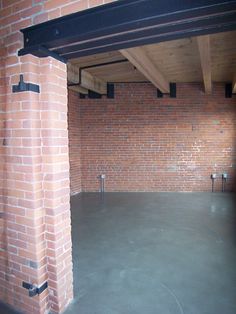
78;83;115;99
157;83;176;98
88;90;102;99
157;89;164;98
225;83;235;98
22;281;48;297
12;75;40;93
107;83;114;99
79;93;86;99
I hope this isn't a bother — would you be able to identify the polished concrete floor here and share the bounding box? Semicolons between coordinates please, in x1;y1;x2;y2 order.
1;193;236;314
64;192;236;314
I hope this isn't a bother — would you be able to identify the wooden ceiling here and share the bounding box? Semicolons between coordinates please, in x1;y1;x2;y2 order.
68;30;236;95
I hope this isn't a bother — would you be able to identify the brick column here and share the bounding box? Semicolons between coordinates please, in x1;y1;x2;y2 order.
40;58;73;313
1;54;49;313
0;52;73;313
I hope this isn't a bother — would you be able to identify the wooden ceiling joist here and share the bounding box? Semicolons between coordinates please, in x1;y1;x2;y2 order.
197;35;212;94
68;84;88;94
67;63;107;94
120;47;169;93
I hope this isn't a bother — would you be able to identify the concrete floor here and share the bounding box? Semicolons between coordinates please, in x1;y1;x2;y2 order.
1;192;236;314
65;192;236;314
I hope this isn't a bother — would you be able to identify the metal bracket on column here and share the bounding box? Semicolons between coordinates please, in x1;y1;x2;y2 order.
157;83;176;98
22;281;48;297
12;74;40;93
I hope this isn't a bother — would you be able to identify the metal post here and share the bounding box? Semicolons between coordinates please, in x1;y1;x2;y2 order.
211;174;216;193
222;173;227;192
99;174;105;193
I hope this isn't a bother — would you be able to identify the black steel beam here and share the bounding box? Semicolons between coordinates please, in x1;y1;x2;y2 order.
57;13;236;59
18;44;66;63
18;0;236;61
53;11;236;58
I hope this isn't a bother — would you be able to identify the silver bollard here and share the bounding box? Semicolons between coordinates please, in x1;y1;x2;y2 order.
99;174;106;193
222;173;227;192
211;174;216;193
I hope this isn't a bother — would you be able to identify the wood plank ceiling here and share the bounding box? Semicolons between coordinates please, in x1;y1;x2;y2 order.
68;30;236;95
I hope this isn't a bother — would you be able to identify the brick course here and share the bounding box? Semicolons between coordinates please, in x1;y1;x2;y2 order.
68;83;236;193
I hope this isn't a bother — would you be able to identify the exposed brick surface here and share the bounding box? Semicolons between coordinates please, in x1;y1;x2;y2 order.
68;83;236;193
68;90;82;195
0;0;116;313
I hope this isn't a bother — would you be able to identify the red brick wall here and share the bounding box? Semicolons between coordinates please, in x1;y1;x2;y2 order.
68;90;82;195
68;83;236;192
